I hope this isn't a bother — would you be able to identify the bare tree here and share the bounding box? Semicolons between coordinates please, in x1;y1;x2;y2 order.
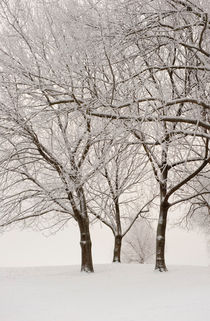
0;78;101;272
0;0;209;273
87;137;156;263
0;0;112;272
86;0;210;271
122;219;155;264
179;171;210;229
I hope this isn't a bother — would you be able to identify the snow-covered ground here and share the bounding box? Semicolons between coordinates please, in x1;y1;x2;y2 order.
0;264;209;321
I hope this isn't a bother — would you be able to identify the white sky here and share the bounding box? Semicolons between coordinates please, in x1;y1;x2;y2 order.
0;223;208;267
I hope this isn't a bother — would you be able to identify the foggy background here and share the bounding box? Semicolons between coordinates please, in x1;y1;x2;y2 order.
0;224;208;267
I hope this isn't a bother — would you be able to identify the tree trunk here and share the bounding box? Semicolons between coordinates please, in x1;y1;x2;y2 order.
76;187;94;272
78;216;94;272
113;234;122;263
155;202;169;272
156;142;169;272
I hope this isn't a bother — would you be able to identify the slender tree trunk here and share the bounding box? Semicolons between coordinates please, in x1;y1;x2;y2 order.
113;234;122;262
78;216;94;272
155;138;169;272
155;202;169;272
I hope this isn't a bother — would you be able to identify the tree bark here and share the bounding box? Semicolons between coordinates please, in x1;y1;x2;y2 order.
77;187;94;272
155;138;169;272
70;187;94;272
113;234;122;263
78;216;94;272
155;202;169;272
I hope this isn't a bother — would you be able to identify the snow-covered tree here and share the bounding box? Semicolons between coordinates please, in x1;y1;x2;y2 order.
86;0;210;271
0;0;111;272
122;219;155;264
0;0;209;273
87;137;156;262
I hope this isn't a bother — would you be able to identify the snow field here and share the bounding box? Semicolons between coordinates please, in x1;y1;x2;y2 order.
0;264;210;321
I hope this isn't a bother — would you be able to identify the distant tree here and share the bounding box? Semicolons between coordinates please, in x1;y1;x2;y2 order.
122;219;155;264
182;172;210;231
